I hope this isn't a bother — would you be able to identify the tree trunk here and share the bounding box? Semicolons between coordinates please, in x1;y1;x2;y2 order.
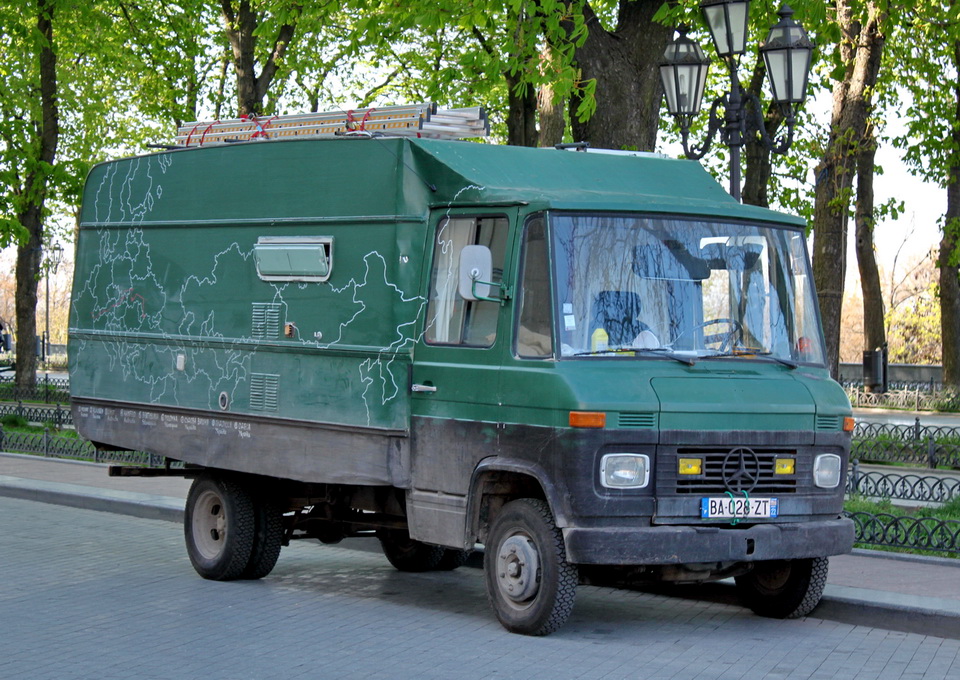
855;125;887;393
811;0;885;379
568;1;670;151
505;73;538;147
220;0;298;117
940;227;960;389
941;40;960;389
741;62;783;208
537;46;565;148
15;0;59;389
855;125;886;367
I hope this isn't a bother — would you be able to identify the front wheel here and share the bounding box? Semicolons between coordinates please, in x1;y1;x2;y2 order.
483;498;578;636
735;557;829;619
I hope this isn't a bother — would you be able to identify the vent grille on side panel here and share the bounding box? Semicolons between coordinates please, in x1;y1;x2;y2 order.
815;415;841;431
618;412;657;429
250;373;279;411
252;303;281;340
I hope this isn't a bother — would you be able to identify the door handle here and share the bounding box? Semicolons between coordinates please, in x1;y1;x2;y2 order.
411;383;437;393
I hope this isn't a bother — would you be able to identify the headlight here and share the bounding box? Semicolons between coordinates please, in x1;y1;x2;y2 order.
600;454;650;489
814;454;842;488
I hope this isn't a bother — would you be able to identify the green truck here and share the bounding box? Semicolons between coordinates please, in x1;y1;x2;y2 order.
69;133;854;635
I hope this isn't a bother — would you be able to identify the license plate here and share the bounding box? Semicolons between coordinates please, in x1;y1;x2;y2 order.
701;497;779;519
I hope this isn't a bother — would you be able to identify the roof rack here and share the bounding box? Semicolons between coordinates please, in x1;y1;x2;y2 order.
175;103;489;147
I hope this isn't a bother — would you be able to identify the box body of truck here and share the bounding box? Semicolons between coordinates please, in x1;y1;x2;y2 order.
69;136;853;634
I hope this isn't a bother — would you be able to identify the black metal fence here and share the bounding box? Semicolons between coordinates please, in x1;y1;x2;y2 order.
0;427;167;467
853;421;960;469
845;511;960;554
847;463;960;504
0;402;72;427
0;375;70;403
845;385;960;412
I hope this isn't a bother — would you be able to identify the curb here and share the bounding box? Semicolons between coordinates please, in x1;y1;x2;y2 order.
0;475;183;523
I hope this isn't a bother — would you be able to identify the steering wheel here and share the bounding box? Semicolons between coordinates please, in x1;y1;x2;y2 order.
674;318;743;353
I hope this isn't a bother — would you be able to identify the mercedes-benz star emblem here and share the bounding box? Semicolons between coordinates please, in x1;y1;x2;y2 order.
722;447;761;493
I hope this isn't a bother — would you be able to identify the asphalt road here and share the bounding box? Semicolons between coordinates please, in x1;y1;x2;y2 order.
2;495;959;680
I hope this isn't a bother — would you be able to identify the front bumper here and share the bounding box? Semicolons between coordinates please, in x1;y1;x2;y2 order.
562;517;854;565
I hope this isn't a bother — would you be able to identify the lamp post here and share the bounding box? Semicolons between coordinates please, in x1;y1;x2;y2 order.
659;1;814;202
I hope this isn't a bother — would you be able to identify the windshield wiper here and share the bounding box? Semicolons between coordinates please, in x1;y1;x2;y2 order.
574;347;697;366
705;349;798;370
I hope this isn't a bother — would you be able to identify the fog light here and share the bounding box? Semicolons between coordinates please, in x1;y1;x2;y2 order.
600;454;650;489
678;458;702;475
775;458;795;475
814;454;842;488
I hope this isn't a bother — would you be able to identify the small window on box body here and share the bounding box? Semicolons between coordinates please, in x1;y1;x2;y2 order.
254;236;333;282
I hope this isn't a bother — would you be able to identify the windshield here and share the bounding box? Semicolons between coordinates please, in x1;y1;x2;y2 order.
551;213;825;365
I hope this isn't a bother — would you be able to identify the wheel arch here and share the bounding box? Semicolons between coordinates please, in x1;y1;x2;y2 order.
465;457;571;545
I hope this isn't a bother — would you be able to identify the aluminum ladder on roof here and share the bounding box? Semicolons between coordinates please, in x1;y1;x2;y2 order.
175;103;489;146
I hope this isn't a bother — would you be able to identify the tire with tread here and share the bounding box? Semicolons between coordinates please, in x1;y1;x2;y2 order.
483;498;578;636
435;548;471;571
735;557;829;619
377;528;446;572
240;495;284;580
184;475;257;581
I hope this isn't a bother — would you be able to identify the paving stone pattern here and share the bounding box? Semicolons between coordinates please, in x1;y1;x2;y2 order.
2;495;959;680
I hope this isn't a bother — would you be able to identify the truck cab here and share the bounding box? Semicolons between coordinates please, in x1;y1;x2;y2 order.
406;201;852;634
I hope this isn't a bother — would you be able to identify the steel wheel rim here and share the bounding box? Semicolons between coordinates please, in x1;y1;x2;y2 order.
754;563;791;592
495;532;541;608
192;489;227;560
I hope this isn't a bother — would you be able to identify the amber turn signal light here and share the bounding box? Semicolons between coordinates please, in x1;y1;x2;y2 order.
569;411;606;428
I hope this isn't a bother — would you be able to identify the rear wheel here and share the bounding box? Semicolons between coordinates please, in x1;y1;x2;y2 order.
240;495;284;580
735;557;829;619
184;475;256;581
377;528;445;572
483;498;578;636
435;549;471;571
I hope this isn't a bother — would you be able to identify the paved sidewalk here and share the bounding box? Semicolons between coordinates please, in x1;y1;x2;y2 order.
2;451;959;641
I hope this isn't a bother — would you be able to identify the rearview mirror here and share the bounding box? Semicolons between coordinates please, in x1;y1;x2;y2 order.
459;245;492;300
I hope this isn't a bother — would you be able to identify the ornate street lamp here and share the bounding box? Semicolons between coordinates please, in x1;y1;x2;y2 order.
701;0;750;57
760;6;814;110
659;2;814;202
659;28;711;130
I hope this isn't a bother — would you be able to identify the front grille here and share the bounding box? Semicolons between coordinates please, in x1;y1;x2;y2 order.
665;448;802;495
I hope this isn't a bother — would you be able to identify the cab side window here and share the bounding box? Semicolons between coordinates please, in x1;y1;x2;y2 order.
516;217;553;358
425;215;508;346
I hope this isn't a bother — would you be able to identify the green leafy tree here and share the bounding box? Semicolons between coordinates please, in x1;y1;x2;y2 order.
348;1;588;146
116;0;224;129
811;0;887;379
219;0;305;116
888;0;960;386
1;1;134;386
564;0;670;150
